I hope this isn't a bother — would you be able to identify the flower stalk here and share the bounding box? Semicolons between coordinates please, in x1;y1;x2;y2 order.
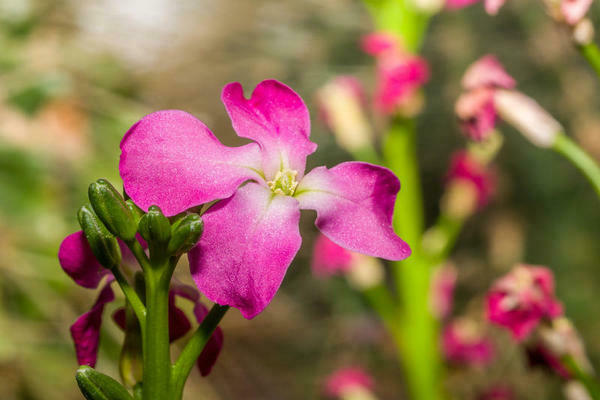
553;133;600;199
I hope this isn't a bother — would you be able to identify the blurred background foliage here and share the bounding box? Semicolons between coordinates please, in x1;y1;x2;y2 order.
0;0;599;399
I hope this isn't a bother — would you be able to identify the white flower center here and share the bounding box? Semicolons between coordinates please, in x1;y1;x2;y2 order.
267;169;298;196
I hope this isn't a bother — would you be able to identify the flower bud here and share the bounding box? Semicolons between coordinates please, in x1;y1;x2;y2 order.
78;204;122;270
88;179;138;241
138;205;171;246
75;365;134;400
573;18;594;45
125;199;144;226
494;90;562;148
167;214;204;256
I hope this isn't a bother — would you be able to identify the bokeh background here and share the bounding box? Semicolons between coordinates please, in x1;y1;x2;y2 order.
1;0;600;399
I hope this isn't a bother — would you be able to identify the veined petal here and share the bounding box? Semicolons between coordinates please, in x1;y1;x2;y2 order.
59;231;110;289
296;162;410;261
70;279;115;367
222;80;317;180
194;302;224;376
119;110;262;216
189;182;302;319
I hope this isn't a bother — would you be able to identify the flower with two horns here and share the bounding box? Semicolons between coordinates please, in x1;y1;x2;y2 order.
119;79;411;319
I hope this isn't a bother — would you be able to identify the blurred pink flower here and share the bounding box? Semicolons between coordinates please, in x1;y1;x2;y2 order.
442;318;494;365
445;151;495;208
324;367;374;398
119;80;410;319
486;265;563;341
446;0;507;15
430;263;457;319
478;386;515;400
312;234;354;278
561;0;593;25
526;343;572;379
361;32;430;115
456;55;515;141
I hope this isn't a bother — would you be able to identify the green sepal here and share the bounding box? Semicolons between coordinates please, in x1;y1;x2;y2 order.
89;179;138;241
75;366;133;400
138;205;171;245
78;204;122;269
167;214;204;256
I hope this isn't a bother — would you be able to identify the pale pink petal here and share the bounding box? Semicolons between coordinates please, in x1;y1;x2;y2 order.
446;0;481;9
70;279;115;367
455;87;497;141
312;234;354;278
484;0;506;14
324;367;374;397
119;110;262;216
462;55;516;90
189;183;302;319
296;162;411;260
221;80;317;180
194;303;224;376
562;0;592;25
59;231;110;289
361;32;399;56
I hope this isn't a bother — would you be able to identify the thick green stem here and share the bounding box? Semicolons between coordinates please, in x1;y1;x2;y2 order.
577;42;600;81
170;304;229;399
383;118;444;400
553;133;600;199
142;264;171;400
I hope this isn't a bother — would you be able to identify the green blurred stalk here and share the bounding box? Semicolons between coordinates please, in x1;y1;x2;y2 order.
553;133;600;199
577;42;600;81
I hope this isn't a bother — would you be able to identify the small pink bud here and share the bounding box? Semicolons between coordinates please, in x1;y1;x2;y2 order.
494;90;562;148
442;317;494;365
324;367;375;399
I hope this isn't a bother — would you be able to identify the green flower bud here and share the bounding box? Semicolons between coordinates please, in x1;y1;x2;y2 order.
138;205;171;245
125;200;144;226
167;214;204;255
78;204;122;269
88;179;138;241
76;365;133;400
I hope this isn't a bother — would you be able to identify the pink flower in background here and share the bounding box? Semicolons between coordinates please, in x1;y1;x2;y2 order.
58;232;223;374
430;263;457;319
456;55;515;141
446;151;495;208
478;386;515;400
442;318;494;365
486;265;563;341
446;0;507;15
119;80;411;319
561;0;593;25
312;234;354;278
361;32;429;115
324;367;374;398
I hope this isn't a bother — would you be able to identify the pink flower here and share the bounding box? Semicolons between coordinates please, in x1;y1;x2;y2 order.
361;32;430;115
430;264;457;319
58;232;222;375
445;151;495;208
478;386;515;400
324;367;374;398
561;0;593;25
119;80;411;319
456;55;515;141
312;234;354;278
486;265;563;341
446;0;507;15
442;318;494;365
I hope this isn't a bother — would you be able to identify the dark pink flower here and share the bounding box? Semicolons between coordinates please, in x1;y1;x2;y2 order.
442;318;494;365
456;55;515;141
119;80;411;319
361;32;429;115
324;367;374;398
445;151;495;208
430;264;457;319
486;265;563;341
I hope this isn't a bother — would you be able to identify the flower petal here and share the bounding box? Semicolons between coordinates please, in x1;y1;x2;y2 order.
189;182;302;319
168;291;192;342
311;233;354;278
70;279;115;367
221;80;317;180
119;110;262;216
462;55;516;90
296;162;410;260
59;231;110;289
194;302;224;376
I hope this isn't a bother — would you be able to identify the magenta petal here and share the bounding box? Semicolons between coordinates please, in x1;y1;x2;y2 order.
194;302;224;376
189;182;302;319
222;80;317;180
311;234;354;278
169;291;192;342
112;307;126;330
70;279;115;367
296;162;411;260
59;231;110;289
119;110;262;216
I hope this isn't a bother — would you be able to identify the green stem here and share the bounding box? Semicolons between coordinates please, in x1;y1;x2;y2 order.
382;118;444;400
170;304;229;399
111;266;146;332
142;263;171;400
563;355;600;400
553;133;600;199
577;42;600;80
422;214;464;265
